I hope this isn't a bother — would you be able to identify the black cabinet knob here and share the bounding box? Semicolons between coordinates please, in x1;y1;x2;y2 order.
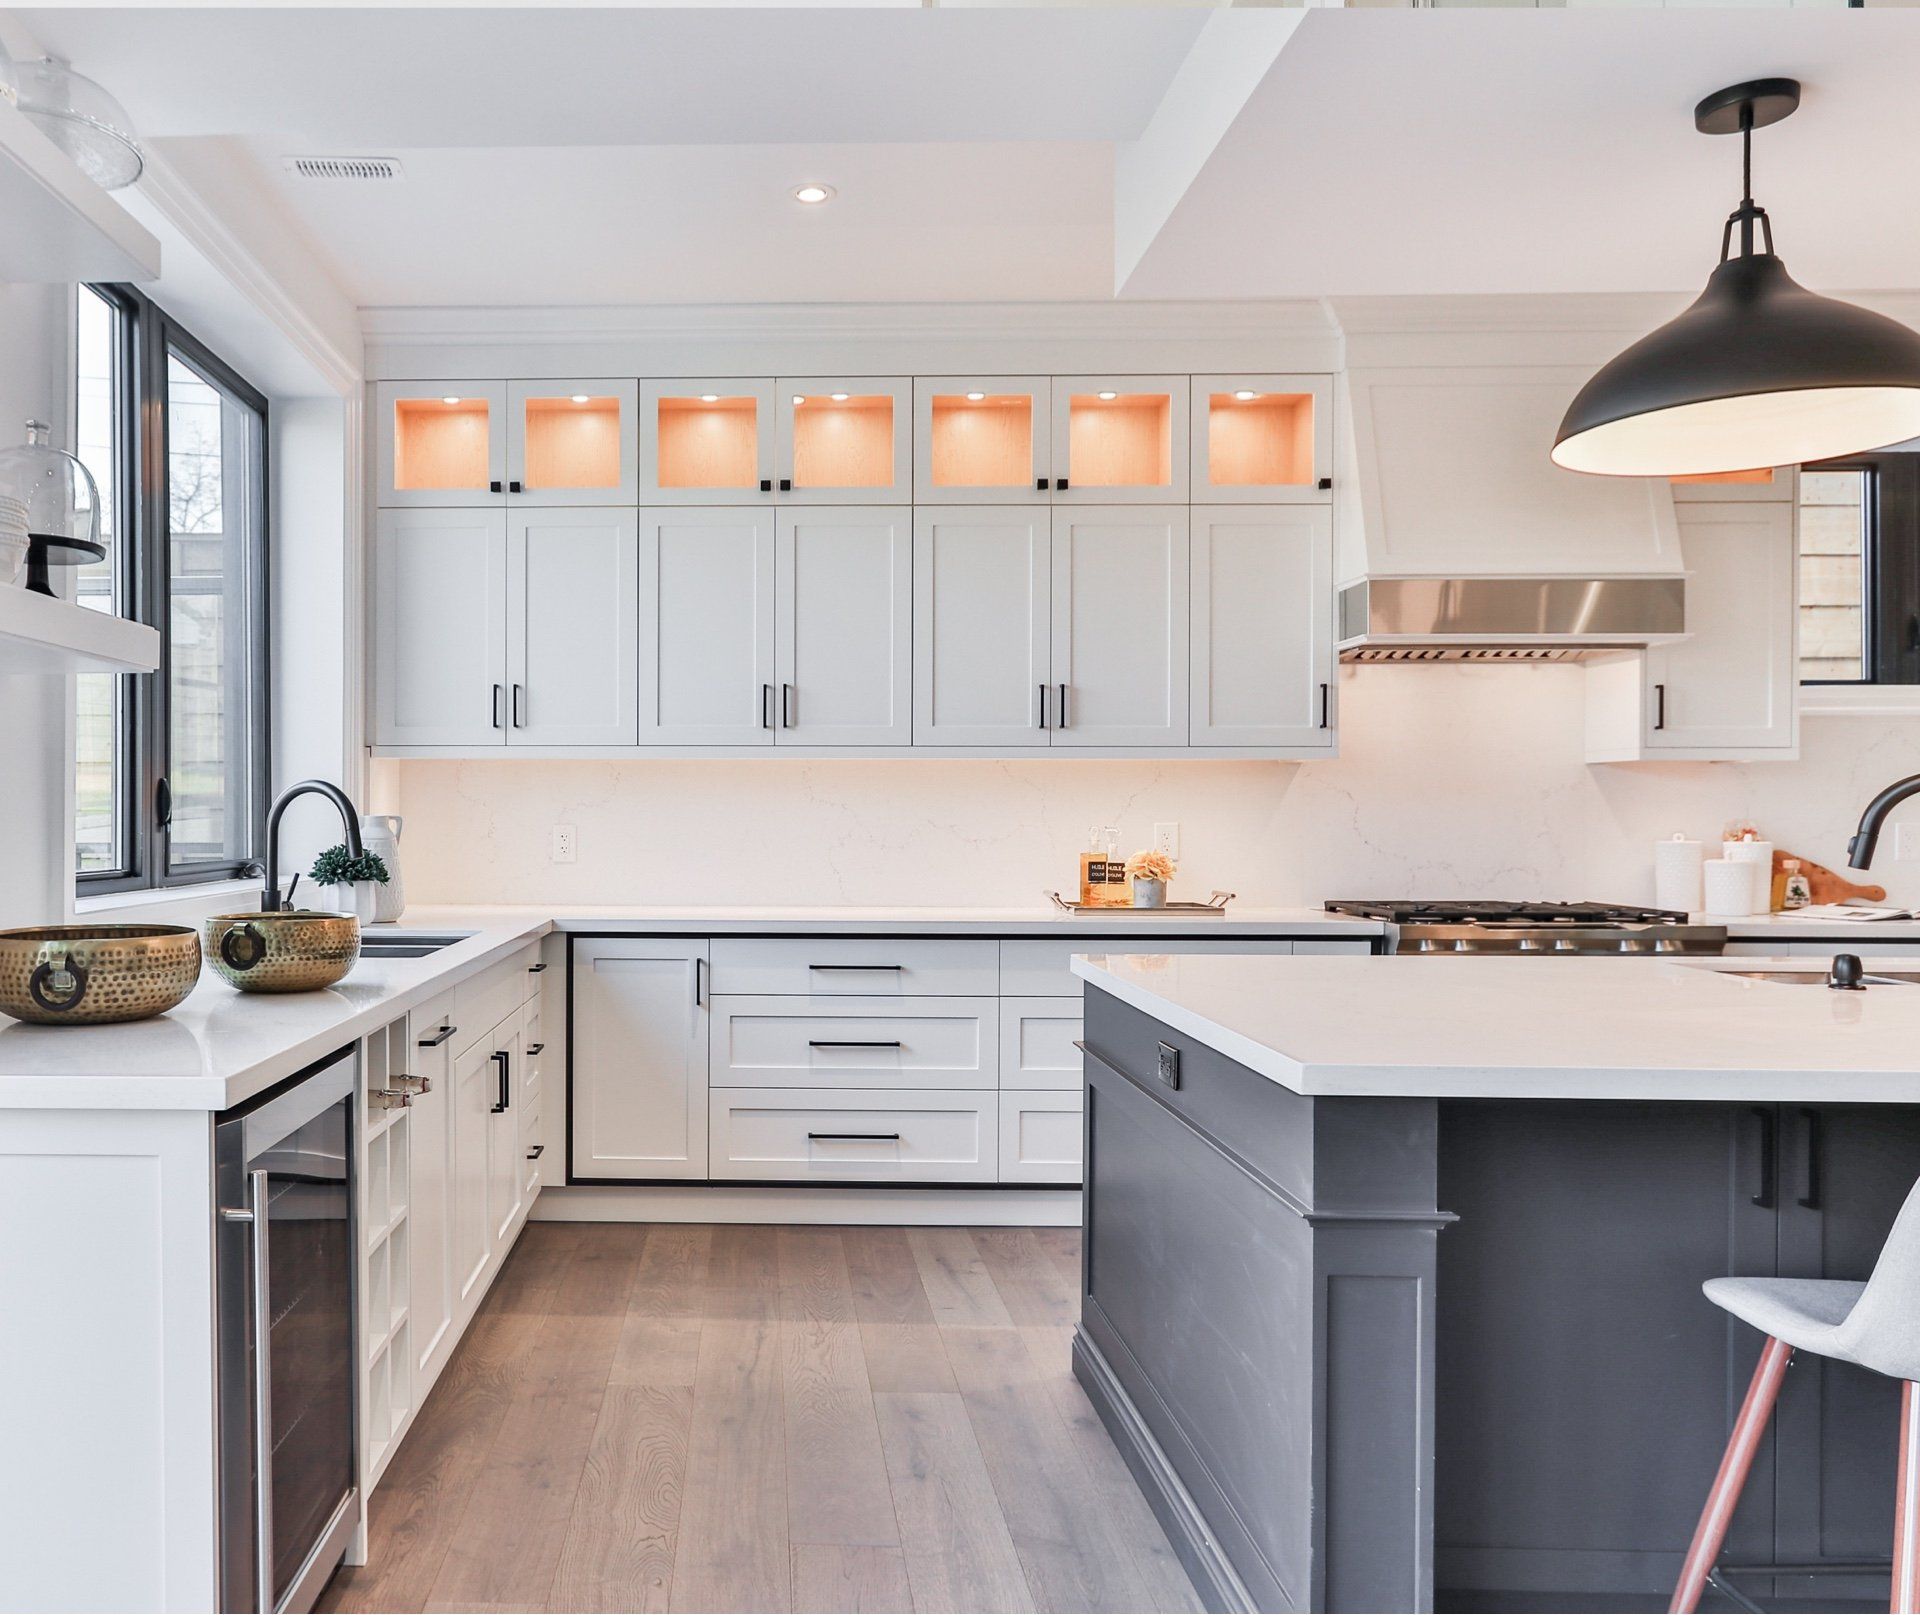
760;478;773;493
1057;476;1069;491
1036;477;1049;491
1317;476;1333;490
489;480;503;493
509;480;522;493
779;477;792;492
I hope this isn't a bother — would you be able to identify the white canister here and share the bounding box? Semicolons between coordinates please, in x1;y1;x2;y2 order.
360;814;406;924
1703;858;1761;918
1724;839;1774;914
1654;835;1706;914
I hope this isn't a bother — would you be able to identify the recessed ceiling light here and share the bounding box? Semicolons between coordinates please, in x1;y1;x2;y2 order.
792;395;805;405
1097;390;1118;401
966;391;985;402
700;394;718;403
570;394;590;404
441;395;461;405
793;183;836;205
1234;390;1260;401
830;392;849;402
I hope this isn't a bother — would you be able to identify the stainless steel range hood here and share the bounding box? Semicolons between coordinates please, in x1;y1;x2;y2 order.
1337;576;1687;663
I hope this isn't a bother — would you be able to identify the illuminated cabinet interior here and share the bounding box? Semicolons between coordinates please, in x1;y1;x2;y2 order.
791;392;896;488
1068;392;1170;487
1205;390;1315;486
929;393;1033;488
520;393;622;490
394;396;492;492
658;394;760;489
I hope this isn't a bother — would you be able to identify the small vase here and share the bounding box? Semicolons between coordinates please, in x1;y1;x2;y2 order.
327;882;378;924
1132;877;1167;909
361;814;406;923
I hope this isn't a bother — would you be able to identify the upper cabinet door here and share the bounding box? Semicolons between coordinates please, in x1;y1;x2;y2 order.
506;381;637;505
776;506;912;747
1050;506;1189;748
913;378;1050;505
775;379;912;504
1190;375;1332;505
506;507;638;747
1049;377;1189;505
1190;506;1334;749
641;380;776;505
913;506;1051;748
377;382;507;508
638;507;776;747
373;507;508;746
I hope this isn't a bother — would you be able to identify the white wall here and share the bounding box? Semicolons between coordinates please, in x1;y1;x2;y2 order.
387;664;1920;912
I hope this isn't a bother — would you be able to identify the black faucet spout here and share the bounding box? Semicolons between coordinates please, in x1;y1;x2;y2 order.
262;780;363;911
1847;771;1920;871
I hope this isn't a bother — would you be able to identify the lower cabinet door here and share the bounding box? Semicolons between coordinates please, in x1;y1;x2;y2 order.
708;1087;998;1182
998;997;1083;1091
407;995;458;1378
999;1090;1083;1184
571;939;710;1181
488;1023;526;1245
450;1037;498;1308
709;996;998;1090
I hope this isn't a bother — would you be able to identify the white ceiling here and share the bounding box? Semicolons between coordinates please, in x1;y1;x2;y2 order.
16;6;1920;311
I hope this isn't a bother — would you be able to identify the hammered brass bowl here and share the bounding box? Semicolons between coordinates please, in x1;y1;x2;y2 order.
0;924;203;1025
205;911;360;993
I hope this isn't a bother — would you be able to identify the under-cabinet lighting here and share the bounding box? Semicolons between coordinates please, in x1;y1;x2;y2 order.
570;394;590;404
793;395;805;405
441;395;461;405
830;392;849;402
792;183;836;205
1097;391;1118;401
966;391;985;401
1234;390;1260;401
700;394;719;403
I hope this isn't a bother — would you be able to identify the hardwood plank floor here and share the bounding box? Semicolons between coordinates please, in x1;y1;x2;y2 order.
317;1223;1196;1615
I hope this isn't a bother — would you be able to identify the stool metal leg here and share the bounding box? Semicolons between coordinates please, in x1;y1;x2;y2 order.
1671;1336;1794;1615
1895;1381;1920;1614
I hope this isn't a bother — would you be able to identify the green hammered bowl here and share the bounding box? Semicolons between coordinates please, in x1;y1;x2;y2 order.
205;911;361;993
0;924;203;1025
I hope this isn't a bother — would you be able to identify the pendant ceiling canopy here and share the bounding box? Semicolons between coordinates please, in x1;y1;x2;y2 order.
1553;78;1920;479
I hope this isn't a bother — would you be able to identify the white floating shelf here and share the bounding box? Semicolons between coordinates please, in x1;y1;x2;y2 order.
0;98;159;284
0;586;158;674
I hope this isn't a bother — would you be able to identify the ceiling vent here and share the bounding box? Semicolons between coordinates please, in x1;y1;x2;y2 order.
284;155;405;182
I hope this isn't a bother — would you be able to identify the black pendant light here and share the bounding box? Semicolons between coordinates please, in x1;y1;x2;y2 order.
1554;78;1920;478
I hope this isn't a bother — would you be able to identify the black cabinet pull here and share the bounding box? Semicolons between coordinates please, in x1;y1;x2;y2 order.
809;1039;904;1049
1751;1105;1776;1209
509;479;522;493
1057;683;1069;729
489;480;503;494
808;963;904;972
527;1144;545;1160
491;1050;510;1114
526;1042;545;1056
1798;1107;1823;1210
759;478;773;493
492;683;505;729
512;683;526;728
1036;477;1050;491
1318;682;1331;729
762;683;774;730
417;1024;456;1048
808;1132;901;1142
782;683;795;728
693;956;704;1007
1654;682;1667;731
1317;476;1333;491
1037;684;1047;730
779;477;792;492
527;961;546;974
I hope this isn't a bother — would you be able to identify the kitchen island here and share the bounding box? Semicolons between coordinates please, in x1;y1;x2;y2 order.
1070;951;1920;1615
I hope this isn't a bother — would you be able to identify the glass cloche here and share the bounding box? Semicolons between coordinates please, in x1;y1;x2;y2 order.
16;57;142;190
0;420;104;596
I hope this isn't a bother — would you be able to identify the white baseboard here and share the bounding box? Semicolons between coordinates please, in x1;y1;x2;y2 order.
531;1183;1081;1227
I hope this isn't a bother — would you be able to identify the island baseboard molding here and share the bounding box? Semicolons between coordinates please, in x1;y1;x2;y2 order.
1073;1327;1258;1614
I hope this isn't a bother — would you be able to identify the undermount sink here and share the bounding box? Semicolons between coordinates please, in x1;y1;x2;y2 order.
1717;969;1920;987
355;932;472;959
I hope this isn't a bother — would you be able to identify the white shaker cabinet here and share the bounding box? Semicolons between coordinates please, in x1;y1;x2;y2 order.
376;382;508;508
406;998;459;1384
1050;506;1190;747
776;379;913;504
450;1034;500;1308
571;939;711;1181
776;506;912;746
1190;375;1333;505
1190;506;1335;749
913;378;1051;504
912;506;1050;746
373;506;508;747
638;507;776;746
506;381;637;506
507;508;638;747
1585;498;1798;762
487;1020;527;1244
1050;377;1189;504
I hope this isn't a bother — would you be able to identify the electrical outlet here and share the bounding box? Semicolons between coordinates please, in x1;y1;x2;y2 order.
1898;823;1920;863
551;824;576;864
1153;822;1180;861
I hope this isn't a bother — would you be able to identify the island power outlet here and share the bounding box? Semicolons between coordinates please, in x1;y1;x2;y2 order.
1156;1041;1181;1090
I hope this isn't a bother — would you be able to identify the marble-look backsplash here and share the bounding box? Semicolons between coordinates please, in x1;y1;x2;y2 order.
386;663;1920;910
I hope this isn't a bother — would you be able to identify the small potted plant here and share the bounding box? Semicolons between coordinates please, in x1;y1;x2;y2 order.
310;845;391;924
1125;849;1176;909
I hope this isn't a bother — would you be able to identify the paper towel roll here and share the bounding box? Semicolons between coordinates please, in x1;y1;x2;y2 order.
1703;857;1760;917
1654;835;1705;914
1725;839;1774;913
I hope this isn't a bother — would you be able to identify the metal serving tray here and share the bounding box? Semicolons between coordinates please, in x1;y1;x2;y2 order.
1047;890;1236;915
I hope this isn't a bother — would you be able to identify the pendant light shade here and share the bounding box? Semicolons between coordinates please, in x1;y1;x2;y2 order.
1553;78;1920;478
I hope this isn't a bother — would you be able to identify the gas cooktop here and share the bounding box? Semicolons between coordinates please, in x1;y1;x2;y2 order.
1324;900;1689;927
1323;900;1727;955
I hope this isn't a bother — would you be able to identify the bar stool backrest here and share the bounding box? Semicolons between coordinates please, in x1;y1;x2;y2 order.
1843;1172;1920;1383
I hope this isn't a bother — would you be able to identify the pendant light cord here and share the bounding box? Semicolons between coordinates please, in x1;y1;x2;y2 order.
1721;99;1774;264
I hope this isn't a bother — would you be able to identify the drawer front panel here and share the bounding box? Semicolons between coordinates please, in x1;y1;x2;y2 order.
710;996;999;1090
1000;1090;1083;1184
453;954;534;1055
709;937;997;997
708;1087;997;1182
998;937;1298;998
999;997;1084;1091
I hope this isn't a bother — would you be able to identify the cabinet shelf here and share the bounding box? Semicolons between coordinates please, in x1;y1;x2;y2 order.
0;587;158;674
0;99;159;283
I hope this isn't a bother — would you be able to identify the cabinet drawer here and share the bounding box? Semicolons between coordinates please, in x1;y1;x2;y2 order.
999;998;1083;1091
522;1103;545;1195
1000;1090;1083;1184
522;1005;546;1102
710;996;998;1090
453;947;541;1054
709;937;997;996
708;1088;998;1182
998;937;1298;998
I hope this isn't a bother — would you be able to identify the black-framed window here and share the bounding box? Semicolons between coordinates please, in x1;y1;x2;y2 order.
1799;455;1920;687
74;284;271;893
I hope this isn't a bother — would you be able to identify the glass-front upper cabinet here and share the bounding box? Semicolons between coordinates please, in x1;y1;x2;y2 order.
913;378;1051;504
775;378;912;504
642;380;775;504
377;381;507;507
1190;375;1332;504
1049;377;1189;504
507;380;637;504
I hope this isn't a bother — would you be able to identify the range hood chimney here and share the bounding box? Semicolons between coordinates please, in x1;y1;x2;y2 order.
1334;363;1689;662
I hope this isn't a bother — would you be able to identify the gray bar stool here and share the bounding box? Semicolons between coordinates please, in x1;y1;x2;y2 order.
1672;1175;1920;1614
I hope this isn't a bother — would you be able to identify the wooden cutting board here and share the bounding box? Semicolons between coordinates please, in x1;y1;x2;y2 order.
1773;849;1886;906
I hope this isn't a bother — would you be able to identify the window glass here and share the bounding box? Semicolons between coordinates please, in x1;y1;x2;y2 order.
74;288;126;875
1798;469;1868;683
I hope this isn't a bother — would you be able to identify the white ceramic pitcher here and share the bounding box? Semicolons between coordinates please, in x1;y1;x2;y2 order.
361;814;406;923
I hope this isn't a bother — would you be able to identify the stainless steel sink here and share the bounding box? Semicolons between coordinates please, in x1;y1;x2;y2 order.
355;932;472;959
1718;969;1920;986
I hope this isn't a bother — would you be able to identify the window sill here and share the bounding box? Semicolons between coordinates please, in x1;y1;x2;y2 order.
1801;686;1920;718
73;878;261;923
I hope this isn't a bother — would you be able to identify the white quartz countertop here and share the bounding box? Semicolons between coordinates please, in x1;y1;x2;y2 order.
410;903;1383;936
1074;951;1920;1103
1718;913;1920;940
